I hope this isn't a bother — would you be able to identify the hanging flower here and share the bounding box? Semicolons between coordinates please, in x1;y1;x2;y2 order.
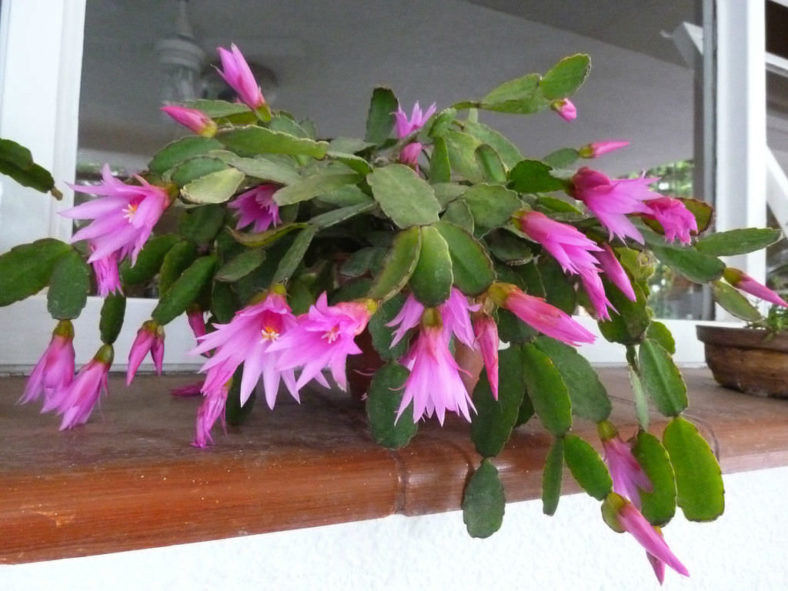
643;197;697;244
597;420;652;507
187;306;207;342
271;294;375;391
579;140;630;158
603;493;690;582
45;344;113;431
160;105;217;137
216;44;266;111
20;320;75;408
472;312;499;399
193;381;229;448
594;244;637;302
488;283;595;346
395;101;437;166
91;248;122;297
551;98;577;121
517;210;614;318
192;289;299;410
570;167;658;244
63;164;170;266
126;320;165;385
228;184;281;233
397;308;474;425
723;267;788;308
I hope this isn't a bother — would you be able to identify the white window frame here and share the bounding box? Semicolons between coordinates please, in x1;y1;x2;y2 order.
0;0;771;369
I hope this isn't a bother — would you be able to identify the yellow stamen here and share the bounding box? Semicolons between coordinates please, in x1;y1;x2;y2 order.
322;325;340;344
123;202;139;221
261;326;280;342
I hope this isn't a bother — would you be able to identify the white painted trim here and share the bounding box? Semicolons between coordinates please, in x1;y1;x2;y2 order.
715;0;768;282
0;0;86;253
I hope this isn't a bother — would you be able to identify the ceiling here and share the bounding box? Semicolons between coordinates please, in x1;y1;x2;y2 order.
79;0;702;176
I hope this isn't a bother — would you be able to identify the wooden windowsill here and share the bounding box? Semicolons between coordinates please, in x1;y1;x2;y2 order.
2;367;788;564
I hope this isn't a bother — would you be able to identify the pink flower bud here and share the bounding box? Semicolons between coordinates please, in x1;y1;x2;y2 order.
551;98;577;121
723;267;788;308
216;44;266;111
161;105;218;137
579;140;630;158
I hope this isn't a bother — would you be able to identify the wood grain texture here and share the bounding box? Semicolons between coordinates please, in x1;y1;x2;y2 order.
1;368;787;563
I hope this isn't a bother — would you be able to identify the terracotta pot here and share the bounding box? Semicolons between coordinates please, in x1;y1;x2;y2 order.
696;325;788;397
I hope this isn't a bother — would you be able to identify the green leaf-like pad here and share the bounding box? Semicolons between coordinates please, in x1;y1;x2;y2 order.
367;227;421;302
638;339;688;416
542;437;564;515
522;343;572;436
368;294;411;361
272;226;317;284
409;226;453;307
632;431;677;526
461;184;522;231
712;280;763;322
215;248;267;282
534;336;611;422
0;138;56;193
153;255;218;325
435;221;494;296
365;363;418;448
508;160;567;193
181;168;245;204
471;346;526;458
365;87;398;144
367;164;441;228
462;459;506;538
47;250;91;320
563;434;612;501
663;416;725;522
149;136;223;175
217;126;329;158
99;293;126;345
696;228;782;256
0;238;71;306
120;234;179;285
539;54;591;100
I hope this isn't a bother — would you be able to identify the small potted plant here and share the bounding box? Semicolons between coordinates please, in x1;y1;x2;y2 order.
697;271;788;397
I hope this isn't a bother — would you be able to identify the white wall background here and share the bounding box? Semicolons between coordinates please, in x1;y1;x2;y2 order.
3;465;787;590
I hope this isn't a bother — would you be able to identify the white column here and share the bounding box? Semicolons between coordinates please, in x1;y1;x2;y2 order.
0;0;85;253
714;0;767;280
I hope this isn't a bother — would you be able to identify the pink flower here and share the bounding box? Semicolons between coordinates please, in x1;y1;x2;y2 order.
472;313;499;399
192;290;299;410
387;288;479;348
723;267;788;308
171;381;204;397
216;44;266;111
518;211;615;318
488;283;595;346
518;210;602;276
387;294;425;347
228;184;281;233
395;101;437;166
571;168;659;244
47;344;113;430
91;248;122;296
187;306;207;341
595;244;636;302
398;309;474;425
63;164;170;266
160;105;217;137
20;320;75;407
579;140;630;158
271;294;374;391
605;493;690;581
193;381;229;448
551;98;577;121
126;320;165;385
598;421;652;507
643;197;697;244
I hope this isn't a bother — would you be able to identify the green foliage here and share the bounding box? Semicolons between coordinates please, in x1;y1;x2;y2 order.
462;459;506;538
632;430;677;526
365;363;418;448
179;204;227;244
0;239;71;306
712;280;763;322
542;438;564;516
471;346;526;458
181;168;245;204
638;339;688;416
409;226;453;307
435;221;495;295
149;136;224;175
0;137;57;194
47;249;91;320
217;126;329;158
563;434;612;500
522;343;572;436
153;255;218;325
663;417;725;521
367;227;421;301
120;235;179;285
367;164;441;228
99;293;126;345
365;87;398;144
508;160;567;193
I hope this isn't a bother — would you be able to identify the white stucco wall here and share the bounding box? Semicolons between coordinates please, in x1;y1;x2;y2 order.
3;465;787;590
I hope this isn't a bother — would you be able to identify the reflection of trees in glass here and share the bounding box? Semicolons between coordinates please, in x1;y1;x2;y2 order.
623;159;702;319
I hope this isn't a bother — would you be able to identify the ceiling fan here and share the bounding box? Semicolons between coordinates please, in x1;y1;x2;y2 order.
155;0;279;104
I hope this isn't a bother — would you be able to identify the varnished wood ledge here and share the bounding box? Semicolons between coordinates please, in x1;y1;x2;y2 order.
2;368;788;564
